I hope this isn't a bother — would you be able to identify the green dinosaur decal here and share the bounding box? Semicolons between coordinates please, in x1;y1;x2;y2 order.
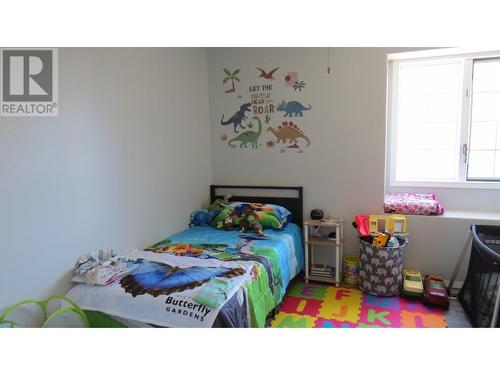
228;116;262;149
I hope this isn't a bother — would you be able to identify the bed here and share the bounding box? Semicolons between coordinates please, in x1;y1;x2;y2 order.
66;185;304;328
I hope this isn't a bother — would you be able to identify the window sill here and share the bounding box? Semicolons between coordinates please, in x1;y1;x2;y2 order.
405;210;500;222
443;210;500;221
390;180;500;190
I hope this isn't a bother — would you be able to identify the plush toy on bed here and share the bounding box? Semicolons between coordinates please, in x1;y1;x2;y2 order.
189;209;214;227
217;212;240;231
190;199;229;228
238;206;264;236
208;198;227;213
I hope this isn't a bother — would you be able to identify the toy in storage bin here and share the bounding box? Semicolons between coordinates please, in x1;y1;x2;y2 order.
368;214;407;234
358;237;407;296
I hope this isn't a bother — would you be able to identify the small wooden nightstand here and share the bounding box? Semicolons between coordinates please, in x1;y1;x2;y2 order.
303;218;344;286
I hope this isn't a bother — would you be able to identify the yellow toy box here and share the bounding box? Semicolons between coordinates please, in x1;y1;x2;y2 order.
368;214;407;234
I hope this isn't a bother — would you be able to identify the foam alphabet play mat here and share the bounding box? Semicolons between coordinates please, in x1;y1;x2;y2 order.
271;282;447;328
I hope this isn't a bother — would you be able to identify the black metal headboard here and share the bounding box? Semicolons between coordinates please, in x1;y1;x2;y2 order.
210;185;303;225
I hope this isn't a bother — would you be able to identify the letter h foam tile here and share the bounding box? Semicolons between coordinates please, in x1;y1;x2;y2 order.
401;311;447;328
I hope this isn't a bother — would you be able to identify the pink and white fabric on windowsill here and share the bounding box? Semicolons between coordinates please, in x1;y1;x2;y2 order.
384;193;444;216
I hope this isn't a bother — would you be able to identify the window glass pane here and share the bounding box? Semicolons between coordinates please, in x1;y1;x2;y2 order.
471;92;500;121
468;150;495;179
395;60;463;181
469;122;496;150
468;58;500;180
472;60;500;91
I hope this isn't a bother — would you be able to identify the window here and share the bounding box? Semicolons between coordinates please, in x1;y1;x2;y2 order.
388;49;500;187
468;59;500;180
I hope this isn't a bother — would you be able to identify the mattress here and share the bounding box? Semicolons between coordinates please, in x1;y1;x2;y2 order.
66;224;304;328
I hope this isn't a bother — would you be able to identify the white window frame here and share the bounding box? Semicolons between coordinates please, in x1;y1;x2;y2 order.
387;48;500;190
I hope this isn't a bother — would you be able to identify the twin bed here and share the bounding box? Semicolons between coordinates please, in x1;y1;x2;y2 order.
66;185;304;328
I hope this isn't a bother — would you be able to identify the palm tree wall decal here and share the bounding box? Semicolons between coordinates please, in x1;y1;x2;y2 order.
223;68;240;93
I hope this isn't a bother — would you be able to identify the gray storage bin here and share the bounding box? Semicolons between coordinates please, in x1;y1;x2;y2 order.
358;237;407;296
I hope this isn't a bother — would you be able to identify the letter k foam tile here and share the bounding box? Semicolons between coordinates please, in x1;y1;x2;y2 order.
358;305;402;327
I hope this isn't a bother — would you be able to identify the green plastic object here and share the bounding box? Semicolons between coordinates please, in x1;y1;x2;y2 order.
0;296;89;328
84;310;127;328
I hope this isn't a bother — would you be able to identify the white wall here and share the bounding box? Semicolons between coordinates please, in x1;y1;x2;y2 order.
207;47;500;281
0;48;212;309
207;47;394;259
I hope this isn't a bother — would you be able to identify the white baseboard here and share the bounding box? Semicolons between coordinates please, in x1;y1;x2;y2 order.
446;279;463;291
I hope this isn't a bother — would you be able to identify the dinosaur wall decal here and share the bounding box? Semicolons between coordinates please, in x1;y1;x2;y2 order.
228;116;262;149
221;103;252;133
276;100;312;117
267;121;310;146
257;67;280;80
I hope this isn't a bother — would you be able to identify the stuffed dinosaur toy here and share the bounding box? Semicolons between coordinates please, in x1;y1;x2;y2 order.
238;206;264;236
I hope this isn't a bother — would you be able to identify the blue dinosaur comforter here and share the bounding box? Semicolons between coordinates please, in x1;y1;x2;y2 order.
66;224;303;328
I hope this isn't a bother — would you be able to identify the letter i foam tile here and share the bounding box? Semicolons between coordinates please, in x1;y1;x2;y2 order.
270;282;447;328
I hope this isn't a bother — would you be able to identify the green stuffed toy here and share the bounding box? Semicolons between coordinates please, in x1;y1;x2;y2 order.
208;198;227;212
239;207;264;236
217;212;240;231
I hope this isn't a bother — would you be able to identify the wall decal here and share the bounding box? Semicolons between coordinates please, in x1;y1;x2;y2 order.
293;81;306;91
276;100;312;117
284;72;299;87
223;68;240;93
267;121;310;147
228;116;262;149
217;64;313;154
257;67;280;80
221;103;251;133
249;84;274;116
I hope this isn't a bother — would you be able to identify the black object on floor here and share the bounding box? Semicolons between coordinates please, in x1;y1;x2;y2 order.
458;225;500;328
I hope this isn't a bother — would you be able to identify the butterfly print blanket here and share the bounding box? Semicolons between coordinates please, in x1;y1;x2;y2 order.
66;224;304;327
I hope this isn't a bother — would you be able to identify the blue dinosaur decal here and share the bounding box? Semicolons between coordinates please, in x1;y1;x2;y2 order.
276;100;312;117
221;103;252;133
